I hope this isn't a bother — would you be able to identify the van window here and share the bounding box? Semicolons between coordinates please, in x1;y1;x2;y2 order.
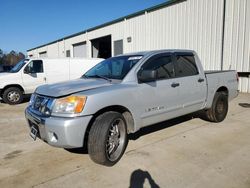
25;60;44;73
175;55;198;77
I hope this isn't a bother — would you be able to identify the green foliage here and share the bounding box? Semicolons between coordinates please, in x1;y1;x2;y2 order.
0;49;3;64
0;49;25;66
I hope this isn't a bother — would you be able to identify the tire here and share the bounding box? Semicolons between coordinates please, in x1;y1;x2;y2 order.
88;111;128;166
2;87;23;105
202;92;228;122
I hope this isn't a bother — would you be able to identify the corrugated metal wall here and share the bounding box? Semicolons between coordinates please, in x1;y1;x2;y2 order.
27;0;250;92
223;0;250;93
124;0;224;70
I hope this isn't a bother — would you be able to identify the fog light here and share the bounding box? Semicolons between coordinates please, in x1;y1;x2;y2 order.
48;132;58;143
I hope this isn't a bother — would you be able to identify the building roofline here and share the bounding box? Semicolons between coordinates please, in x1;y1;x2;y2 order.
27;0;185;52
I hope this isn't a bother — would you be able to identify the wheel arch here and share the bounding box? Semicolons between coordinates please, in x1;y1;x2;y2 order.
83;105;135;148
89;105;135;133
205;86;229;109
1;84;25;96
216;86;229;96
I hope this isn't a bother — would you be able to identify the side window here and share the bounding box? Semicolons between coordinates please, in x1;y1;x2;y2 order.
142;55;174;79
175;55;199;77
25;60;44;73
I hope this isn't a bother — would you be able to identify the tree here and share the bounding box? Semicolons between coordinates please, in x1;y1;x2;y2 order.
0;49;3;64
0;49;3;58
0;50;25;66
18;52;25;60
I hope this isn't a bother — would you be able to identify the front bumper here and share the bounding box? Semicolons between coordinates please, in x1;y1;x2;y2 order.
25;107;93;148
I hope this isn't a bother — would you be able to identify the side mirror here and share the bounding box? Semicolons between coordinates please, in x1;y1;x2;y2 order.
24;66;34;74
24;67;29;74
138;69;157;83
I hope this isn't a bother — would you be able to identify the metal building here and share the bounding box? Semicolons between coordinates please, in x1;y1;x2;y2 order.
27;0;250;92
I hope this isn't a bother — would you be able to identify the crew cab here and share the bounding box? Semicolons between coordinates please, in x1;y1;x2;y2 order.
25;50;238;166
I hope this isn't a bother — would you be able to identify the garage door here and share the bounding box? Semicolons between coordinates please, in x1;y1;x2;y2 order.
114;39;123;56
73;42;87;57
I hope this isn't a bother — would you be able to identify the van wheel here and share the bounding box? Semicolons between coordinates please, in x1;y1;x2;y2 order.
202;92;228;122
2;87;23;105
88;111;128;166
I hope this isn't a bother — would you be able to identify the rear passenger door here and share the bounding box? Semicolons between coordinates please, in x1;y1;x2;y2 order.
173;52;207;113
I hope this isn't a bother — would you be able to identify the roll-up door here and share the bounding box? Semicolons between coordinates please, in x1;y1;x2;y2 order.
114;40;123;56
73;42;87;57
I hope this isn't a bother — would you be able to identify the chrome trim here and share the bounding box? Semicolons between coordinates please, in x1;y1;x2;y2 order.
30;94;55;116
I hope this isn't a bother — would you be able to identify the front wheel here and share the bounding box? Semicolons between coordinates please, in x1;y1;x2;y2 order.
88;111;128;166
202;92;228;122
2;87;23;105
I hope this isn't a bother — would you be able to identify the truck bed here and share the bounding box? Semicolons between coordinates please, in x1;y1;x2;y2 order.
205;70;238;109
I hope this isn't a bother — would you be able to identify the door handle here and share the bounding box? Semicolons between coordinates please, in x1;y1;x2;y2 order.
44;77;47;82
198;78;205;83
171;82;180;88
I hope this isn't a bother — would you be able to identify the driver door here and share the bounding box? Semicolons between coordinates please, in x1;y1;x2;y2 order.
136;53;182;127
22;60;46;93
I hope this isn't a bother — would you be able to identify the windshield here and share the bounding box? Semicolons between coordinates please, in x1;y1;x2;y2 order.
83;55;143;80
10;59;29;73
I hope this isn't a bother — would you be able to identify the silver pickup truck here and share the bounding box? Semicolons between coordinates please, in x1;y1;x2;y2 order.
25;50;238;166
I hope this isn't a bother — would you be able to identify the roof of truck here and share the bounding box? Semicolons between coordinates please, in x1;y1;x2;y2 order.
120;49;195;57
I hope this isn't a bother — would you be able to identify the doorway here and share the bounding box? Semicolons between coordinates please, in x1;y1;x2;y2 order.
91;35;111;59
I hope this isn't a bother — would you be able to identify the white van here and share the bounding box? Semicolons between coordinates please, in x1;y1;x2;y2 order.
0;58;103;104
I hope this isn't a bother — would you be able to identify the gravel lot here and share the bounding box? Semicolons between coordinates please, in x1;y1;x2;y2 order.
0;93;250;188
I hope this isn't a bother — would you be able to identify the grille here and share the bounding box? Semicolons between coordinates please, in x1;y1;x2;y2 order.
31;94;54;116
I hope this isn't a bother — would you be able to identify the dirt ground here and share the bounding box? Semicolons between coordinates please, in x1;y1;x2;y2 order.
0;93;250;188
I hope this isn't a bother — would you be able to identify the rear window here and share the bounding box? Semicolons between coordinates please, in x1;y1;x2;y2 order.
175;55;199;77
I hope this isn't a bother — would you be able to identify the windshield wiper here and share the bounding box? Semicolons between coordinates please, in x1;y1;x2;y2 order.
84;75;112;82
82;75;90;79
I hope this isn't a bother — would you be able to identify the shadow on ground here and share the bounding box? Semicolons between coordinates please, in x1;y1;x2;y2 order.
128;113;196;140
129;169;160;188
66;113;198;155
239;103;250;108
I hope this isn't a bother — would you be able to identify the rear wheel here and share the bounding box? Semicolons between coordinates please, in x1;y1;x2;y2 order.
88;111;128;166
202;92;228;122
2;87;23;105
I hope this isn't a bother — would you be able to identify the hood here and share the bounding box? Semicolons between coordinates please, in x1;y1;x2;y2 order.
0;72;20;87
0;72;14;78
36;78;113;97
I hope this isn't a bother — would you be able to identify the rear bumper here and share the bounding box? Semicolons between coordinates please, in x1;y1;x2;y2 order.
25;107;93;148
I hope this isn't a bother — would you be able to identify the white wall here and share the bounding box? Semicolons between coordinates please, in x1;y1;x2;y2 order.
223;0;250;93
27;0;250;92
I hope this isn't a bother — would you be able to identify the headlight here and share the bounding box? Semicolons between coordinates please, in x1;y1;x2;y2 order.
52;96;87;114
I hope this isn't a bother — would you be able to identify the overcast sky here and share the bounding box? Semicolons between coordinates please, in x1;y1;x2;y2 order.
0;0;166;54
